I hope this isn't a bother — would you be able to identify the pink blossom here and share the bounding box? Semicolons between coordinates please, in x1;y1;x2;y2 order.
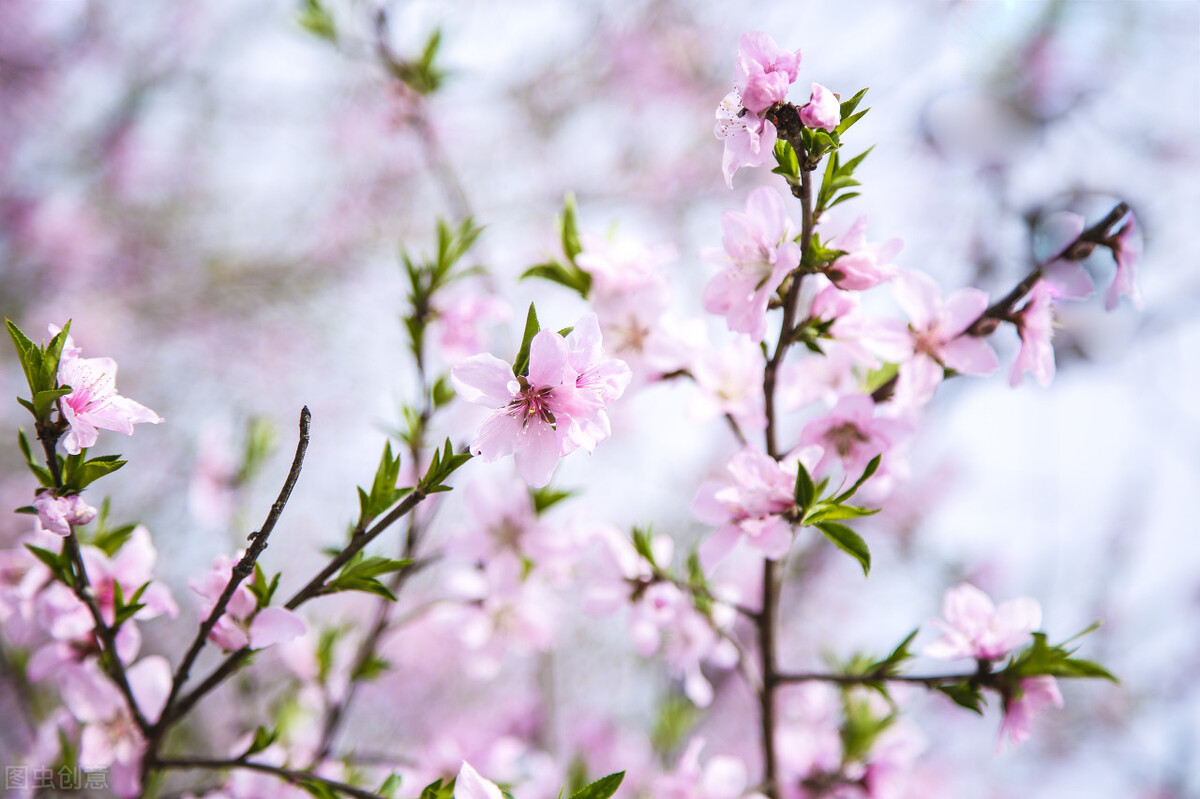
432;290;511;361
56;337;162;455
714;89;778;189
689;336;767;433
798;393;911;479
799;83;841;131
923;583;1041;661
32;492;97;537
734;31;801;115
1037;212;1094;301
703;187;802;341
451;318;627;487
1105;211;1143;311
654;737;760;799
190;554;306;651
58;656;170;797
777;683;843;781
888;270;998;407
998;676;1064;749
453;553;557;678
1009;281;1056;388
825;216;902;291
693;446;819;566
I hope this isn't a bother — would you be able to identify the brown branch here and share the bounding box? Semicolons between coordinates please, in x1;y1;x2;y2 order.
154;757;389;799
151;407;311;753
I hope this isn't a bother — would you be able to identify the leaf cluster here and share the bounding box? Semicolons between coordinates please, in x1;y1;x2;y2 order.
7;320;73;422
418;439;472;494
521;194;593;298
793;456;881;575
401;218;484;361
325;552;411;601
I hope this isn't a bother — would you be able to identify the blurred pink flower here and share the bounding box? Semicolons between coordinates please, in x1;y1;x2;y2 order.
1009;281;1056;388
654;737;760;799
432;290;511;361
734;31;801;115
32;492;97;537
56;339;162;455
799;83;841;131
825;216;902;291
689;336;767;433
58;656;170;797
1104;212;1143;311
998;676;1063;749
798;393;910;479
923;583;1040;661
190;553;305;651
704;186;801;341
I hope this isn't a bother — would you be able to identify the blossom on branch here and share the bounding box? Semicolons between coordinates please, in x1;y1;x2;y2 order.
1009;280;1056;387
999;675;1064;749
799;83;841;132
1104;211;1143;311
703;186;801;342
190;554;305;651
53;330;162;455
32;492;97;537
923;583;1040;662
734;31;801;115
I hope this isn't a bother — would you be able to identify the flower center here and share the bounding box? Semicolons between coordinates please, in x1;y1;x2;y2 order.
826;422;869;458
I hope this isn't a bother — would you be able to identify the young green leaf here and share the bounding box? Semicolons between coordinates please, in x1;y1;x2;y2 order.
568;772;625;799
815;522;871;576
512;303;541;377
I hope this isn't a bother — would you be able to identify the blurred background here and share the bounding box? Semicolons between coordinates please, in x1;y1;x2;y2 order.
1;0;1198;797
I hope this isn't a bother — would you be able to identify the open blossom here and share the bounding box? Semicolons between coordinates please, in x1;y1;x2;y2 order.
825;216;902;291
998;676;1064;749
54;331;162;455
451;315;629;487
734;31;801;114
693;445;820;566
715;89;778;189
799;83;840;131
1105;211;1143;311
704;186;801;341
887;269;998;407
924;583;1040;661
1009;280;1056;387
32;491;97;536
798;393;910;479
190;554;305;651
689;336;767;432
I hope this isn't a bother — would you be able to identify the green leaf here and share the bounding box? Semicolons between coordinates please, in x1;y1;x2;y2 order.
815;522;871;576
631;526;657;567
243;725;279;758
431;375;456;409
771;139;800;182
16;429;53;486
839;88;869;119
63;455;127;491
298;779;339;799
531;486;575;515
91;523;137;558
353;653;392;682
832;455;882;504
803;503;879;525
26;544;72;587
568;772;624;799
794;461;816;513
521;261;592;298
561;193;583;263
296;0;336;42
513;303;541;377
836;108;869;137
377;774;403;799
41;322;72;394
31;387;72;419
873;629;919;675
937;680;985;714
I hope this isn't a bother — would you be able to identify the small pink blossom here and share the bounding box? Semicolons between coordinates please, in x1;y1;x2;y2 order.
998;675;1064;749
715;90;778;189
924;583;1041;661
693;445;820;566
797;393;910;479
432;290;511;361
55;334;162;455
689;336;767;433
703;186;801;341
1105;211;1143;311
734;31;801;115
825;216;902;291
32;492;97;537
888;270;998;407
799;83;841;131
1009;281;1056;388
190;554;305;651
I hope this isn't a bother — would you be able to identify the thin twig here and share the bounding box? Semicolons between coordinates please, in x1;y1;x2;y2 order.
154;757;389;799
